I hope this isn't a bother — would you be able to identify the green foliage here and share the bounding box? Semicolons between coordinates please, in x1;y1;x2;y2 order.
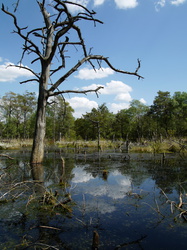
0;91;36;139
75;103;115;141
0;91;187;141
45;96;75;141
149;91;177;136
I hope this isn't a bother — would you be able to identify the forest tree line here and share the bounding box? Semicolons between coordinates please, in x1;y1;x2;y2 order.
0;90;186;142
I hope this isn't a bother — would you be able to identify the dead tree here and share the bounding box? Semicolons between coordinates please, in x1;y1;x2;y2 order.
1;1;143;164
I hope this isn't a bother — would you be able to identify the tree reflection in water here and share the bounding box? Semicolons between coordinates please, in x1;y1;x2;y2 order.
0;151;187;249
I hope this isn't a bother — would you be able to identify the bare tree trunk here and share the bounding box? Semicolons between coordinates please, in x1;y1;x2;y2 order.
30;88;47;164
31;163;45;196
30;64;49;164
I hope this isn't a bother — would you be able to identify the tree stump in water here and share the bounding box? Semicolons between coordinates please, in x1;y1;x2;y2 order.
92;230;99;249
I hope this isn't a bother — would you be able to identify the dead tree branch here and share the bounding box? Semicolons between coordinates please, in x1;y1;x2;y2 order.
48;55;143;95
48;86;104;97
0;154;14;160
2;1;143;94
7;64;39;80
161;188;187;221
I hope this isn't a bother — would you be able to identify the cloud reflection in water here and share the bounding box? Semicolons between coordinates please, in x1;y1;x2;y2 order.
71;166;132;214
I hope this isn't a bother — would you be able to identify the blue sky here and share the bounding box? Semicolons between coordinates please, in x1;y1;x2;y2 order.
0;0;187;118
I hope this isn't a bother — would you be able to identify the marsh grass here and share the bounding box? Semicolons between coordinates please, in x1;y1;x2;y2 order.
130;140;187;154
56;139;119;151
0;138;186;155
0;139;33;150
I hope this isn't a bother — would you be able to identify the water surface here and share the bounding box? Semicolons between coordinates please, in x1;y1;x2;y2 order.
0;150;187;249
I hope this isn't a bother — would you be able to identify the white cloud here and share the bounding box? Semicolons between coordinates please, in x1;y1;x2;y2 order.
155;0;166;11
81;83;104;91
94;0;106;6
0;61;33;82
155;0;186;11
115;92;132;102
114;0;138;9
171;0;186;5
139;98;147;104
52;0;186;13
100;80;132;95
74;80;133;116
110;102;130;113
65;0;89;12
64;0;139;11
75;67;114;80
81;80;132;98
65;80;133;117
67;96;98;118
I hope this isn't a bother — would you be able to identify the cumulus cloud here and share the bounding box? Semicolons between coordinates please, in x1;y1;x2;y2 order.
0;61;33;82
65;80;134;118
139;98;147;104
74;80;133;116
67;96;98;118
114;0;138;9
115;92;132;102
82;83;104;91
100;80;132;95
110;102;130;114
75;67;114;80
81;80;132;99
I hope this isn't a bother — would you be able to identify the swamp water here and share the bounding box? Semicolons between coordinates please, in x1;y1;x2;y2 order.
0;150;187;249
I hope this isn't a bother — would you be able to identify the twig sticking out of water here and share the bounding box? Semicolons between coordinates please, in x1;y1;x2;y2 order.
178;193;183;208
39;225;61;231
160;188;187;221
61;156;65;169
0;180;41;200
142;201;165;217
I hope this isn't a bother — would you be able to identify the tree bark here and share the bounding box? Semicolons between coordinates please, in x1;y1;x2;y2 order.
30;87;47;164
30;63;49;164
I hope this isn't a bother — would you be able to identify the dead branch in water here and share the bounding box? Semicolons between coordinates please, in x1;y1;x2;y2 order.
0;154;14;160
160;188;187;221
